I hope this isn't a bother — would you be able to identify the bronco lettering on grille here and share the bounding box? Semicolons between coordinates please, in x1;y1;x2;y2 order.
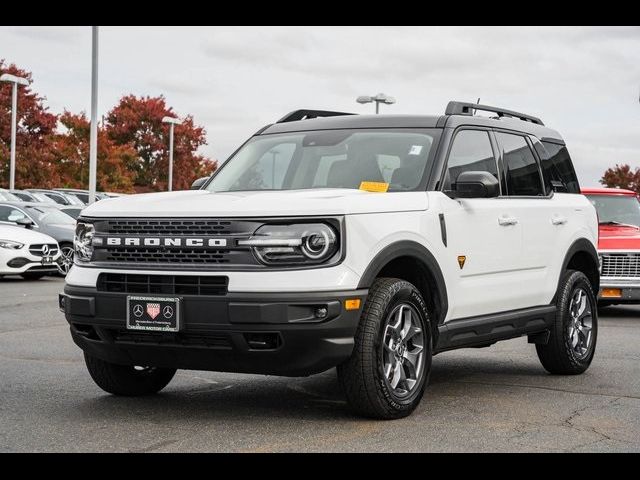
104;237;229;248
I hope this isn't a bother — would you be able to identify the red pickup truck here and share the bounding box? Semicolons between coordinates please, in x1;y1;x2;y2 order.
582;187;640;305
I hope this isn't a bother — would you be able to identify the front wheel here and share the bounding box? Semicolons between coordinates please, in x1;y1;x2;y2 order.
84;353;176;396
536;270;597;375
338;278;432;419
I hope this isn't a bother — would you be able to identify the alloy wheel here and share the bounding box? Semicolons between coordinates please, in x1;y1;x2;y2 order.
568;287;594;360
381;303;425;398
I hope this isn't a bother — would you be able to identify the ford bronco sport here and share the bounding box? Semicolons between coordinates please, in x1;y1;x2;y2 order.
61;102;599;419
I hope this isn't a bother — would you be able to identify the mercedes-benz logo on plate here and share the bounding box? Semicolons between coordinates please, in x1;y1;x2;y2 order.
133;304;144;318
163;305;174;319
41;245;49;255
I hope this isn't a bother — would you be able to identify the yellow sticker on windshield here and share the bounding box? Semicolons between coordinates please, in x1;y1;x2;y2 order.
359;181;389;193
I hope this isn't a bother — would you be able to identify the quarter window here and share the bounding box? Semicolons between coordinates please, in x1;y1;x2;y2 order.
443;130;498;191
497;132;544;196
539;141;580;194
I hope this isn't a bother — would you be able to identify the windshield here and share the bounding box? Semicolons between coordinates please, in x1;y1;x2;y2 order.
31;192;57;204
586;194;640;227
0;190;21;201
25;206;75;225
206;129;440;193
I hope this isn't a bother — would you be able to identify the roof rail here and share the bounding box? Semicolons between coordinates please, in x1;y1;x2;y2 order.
276;109;356;123
445;101;544;126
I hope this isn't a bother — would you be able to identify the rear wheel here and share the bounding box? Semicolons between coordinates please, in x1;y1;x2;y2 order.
536;270;597;375
84;353;176;396
338;278;432;419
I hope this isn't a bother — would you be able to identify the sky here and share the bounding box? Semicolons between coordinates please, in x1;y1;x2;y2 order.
1;25;639;186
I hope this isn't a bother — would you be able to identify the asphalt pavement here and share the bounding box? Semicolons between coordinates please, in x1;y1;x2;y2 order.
1;276;639;452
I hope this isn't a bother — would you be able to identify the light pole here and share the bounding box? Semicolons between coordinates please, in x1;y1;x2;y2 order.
356;93;396;114
162;116;181;191
0;73;29;190
88;26;99;204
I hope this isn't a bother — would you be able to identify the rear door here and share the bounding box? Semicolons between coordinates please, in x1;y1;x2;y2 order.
494;131;562;307
439;128;523;320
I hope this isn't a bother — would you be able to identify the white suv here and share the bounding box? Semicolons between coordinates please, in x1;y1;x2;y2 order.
61;102;599;419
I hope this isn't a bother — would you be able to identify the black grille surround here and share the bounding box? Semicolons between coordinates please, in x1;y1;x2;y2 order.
97;273;228;295
80;216;345;271
89;218;263;270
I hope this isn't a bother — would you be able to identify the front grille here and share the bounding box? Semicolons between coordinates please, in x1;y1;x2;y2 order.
91;218;261;268
601;253;640;278
104;248;231;264
97;273;228;295
29;244;59;257
104;219;239;236
112;329;232;349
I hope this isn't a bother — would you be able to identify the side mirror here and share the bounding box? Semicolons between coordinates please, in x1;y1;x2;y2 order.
16;217;34;229
448;171;500;199
190;177;209;190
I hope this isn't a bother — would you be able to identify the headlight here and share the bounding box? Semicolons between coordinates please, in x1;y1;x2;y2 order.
0;240;24;250
74;221;95;262
238;223;339;266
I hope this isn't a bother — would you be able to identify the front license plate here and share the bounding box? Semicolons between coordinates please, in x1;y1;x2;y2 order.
126;296;181;332
41;256;53;265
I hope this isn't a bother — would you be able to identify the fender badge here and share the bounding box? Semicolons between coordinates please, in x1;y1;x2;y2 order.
457;255;466;269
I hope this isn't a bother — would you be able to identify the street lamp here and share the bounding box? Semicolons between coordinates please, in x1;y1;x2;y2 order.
88;26;99;205
356;93;396;114
162;116;181;191
0;73;29;190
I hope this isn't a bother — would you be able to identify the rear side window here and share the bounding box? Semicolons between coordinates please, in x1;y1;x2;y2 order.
496;132;544;196
442;130;498;191
537;141;580;194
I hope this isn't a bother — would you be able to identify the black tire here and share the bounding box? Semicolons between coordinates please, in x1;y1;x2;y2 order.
536;270;597;375
21;272;47;280
84;353;176;396
338;278;432;419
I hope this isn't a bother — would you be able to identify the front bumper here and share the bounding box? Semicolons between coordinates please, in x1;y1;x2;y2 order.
61;286;367;377
1;250;61;275
598;278;640;303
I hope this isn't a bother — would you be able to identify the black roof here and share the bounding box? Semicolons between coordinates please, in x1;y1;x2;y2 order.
260;103;564;143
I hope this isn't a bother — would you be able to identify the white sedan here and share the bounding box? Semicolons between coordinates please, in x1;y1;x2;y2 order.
0;225;61;280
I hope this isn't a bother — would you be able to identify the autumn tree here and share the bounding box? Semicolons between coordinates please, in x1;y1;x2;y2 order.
54;111;138;192
105;95;217;192
600;164;640;193
0;59;60;188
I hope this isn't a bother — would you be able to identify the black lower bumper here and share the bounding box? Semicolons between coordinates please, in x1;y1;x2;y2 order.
61;285;367;377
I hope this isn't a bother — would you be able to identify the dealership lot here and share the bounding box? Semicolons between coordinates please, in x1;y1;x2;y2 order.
1;277;639;453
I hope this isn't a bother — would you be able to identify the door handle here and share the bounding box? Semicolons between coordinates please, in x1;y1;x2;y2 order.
551;215;567;226
498;215;518;226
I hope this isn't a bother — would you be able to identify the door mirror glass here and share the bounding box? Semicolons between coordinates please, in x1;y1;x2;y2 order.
450;171;500;199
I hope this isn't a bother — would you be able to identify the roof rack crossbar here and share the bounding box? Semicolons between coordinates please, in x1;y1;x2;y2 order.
445;101;544;126
276;109;356;124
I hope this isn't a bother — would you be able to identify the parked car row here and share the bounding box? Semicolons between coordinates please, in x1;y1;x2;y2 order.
0;187;127;281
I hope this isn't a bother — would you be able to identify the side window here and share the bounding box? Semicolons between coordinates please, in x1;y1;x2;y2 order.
0;205;26;223
538;141;580;194
443;130;498;191
496;132;544;196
